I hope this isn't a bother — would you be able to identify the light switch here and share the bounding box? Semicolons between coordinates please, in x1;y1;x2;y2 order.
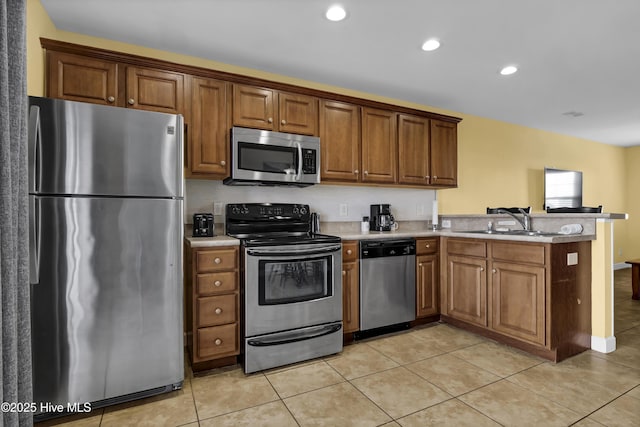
567;252;578;266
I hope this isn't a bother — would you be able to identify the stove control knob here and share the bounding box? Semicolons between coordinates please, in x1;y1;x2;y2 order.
231;206;240;215
241;207;249;214
299;206;307;215
293;206;299;214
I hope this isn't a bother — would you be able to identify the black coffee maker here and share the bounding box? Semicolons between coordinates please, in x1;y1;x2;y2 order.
370;204;394;231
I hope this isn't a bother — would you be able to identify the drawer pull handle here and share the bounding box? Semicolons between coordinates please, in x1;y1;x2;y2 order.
214;338;222;346
215;307;222;315
214;280;222;287
214;257;221;264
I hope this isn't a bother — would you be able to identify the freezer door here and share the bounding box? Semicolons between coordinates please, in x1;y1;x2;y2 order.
28;96;183;198
31;196;183;408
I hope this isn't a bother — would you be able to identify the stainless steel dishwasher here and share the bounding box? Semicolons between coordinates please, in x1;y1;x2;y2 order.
359;239;416;331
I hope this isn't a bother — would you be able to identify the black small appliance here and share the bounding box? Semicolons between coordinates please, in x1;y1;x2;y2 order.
192;213;214;237
370;204;394;231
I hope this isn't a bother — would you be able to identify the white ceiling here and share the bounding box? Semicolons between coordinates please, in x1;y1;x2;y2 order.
41;0;640;147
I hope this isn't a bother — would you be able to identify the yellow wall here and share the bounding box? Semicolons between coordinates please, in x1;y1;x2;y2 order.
27;0;633;266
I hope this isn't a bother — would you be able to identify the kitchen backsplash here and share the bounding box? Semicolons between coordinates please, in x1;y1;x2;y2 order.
185;180;437;224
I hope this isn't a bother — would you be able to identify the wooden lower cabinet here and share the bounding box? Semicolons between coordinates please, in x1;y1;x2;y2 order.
442;237;591;362
342;241;360;334
185;244;240;370
415;238;439;318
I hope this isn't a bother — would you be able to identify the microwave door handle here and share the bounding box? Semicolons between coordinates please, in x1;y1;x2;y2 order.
295;142;303;181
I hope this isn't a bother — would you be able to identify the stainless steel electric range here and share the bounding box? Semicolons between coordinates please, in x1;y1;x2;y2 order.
226;203;343;374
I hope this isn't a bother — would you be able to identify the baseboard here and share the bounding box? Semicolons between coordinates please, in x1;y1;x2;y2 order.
614;262;630;270
591;335;616;353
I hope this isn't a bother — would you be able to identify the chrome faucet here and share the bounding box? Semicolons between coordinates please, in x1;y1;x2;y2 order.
496;208;531;231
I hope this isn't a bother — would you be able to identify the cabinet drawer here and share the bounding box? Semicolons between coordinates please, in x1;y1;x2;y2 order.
197;323;239;359
492;242;546;265
197;294;238;327
342;241;359;262
196;271;237;295
196;247;238;272
447;238;487;257
416;238;438;255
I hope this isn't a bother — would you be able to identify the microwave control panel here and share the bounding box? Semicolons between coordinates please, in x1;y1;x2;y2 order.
302;149;317;174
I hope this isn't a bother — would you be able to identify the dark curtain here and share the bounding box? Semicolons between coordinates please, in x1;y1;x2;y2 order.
0;0;33;426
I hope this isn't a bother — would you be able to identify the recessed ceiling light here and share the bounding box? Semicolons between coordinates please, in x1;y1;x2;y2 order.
421;39;441;52
500;65;518;76
326;5;347;21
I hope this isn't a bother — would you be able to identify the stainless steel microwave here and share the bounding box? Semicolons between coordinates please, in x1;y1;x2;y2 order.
223;126;320;187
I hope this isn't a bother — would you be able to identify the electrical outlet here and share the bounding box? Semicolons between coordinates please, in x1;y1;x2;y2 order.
339;204;348;217
441;219;452;228
213;202;223;215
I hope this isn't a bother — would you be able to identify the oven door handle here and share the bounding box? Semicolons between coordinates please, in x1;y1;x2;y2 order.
247;323;342;347
246;245;341;257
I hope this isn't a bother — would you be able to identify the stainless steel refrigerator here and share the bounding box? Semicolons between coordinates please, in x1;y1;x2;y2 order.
28;96;184;418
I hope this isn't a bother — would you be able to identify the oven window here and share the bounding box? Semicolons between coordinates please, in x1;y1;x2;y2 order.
258;256;332;305
238;142;297;174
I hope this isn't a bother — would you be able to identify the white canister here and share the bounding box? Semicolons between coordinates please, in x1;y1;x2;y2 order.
361;217;370;233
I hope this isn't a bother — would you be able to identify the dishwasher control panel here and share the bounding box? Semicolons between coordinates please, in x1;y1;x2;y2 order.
360;239;416;259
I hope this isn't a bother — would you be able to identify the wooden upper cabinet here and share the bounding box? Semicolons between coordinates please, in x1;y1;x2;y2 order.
125;67;184;114
47;51;117;105
430;119;457;186
190;77;230;176
279;92;318;135
232;85;318;135
232;84;276;130
398;114;430;185
361;108;398;184
319;100;360;182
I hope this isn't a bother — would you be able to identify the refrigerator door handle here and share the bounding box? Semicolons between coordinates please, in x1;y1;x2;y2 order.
28;105;41;193
29;195;40;285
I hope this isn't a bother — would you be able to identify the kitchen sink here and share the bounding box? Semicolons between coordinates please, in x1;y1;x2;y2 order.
457;229;563;237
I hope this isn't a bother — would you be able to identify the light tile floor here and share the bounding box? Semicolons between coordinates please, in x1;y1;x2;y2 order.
38;269;640;426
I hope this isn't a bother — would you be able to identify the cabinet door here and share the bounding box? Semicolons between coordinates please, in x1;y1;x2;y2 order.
47;51;118;106
416;254;439;317
319;100;361;182
232;84;276;130
279;92;318;135
398;114;430;185
491;261;545;346
342;261;359;333
361;108;397;184
430;120;457;186
446;255;487;327
125;67;185;114
191;77;229;175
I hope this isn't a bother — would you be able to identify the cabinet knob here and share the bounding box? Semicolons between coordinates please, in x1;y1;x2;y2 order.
214;257;221;264
480;267;484;271
492;268;497;273
214;338;222;346
214;280;222;287
354;170;359;174
281;119;286;125
419;263;423;267
425;176;430;179
342;271;346;276
364;171;369;175
220;160;226;166
577;298;581;305
425;244;430;248
127;98;135;105
215;307;222;315
346;249;352;255
433;176;438;179
107;96;115;103
267;117;273;124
